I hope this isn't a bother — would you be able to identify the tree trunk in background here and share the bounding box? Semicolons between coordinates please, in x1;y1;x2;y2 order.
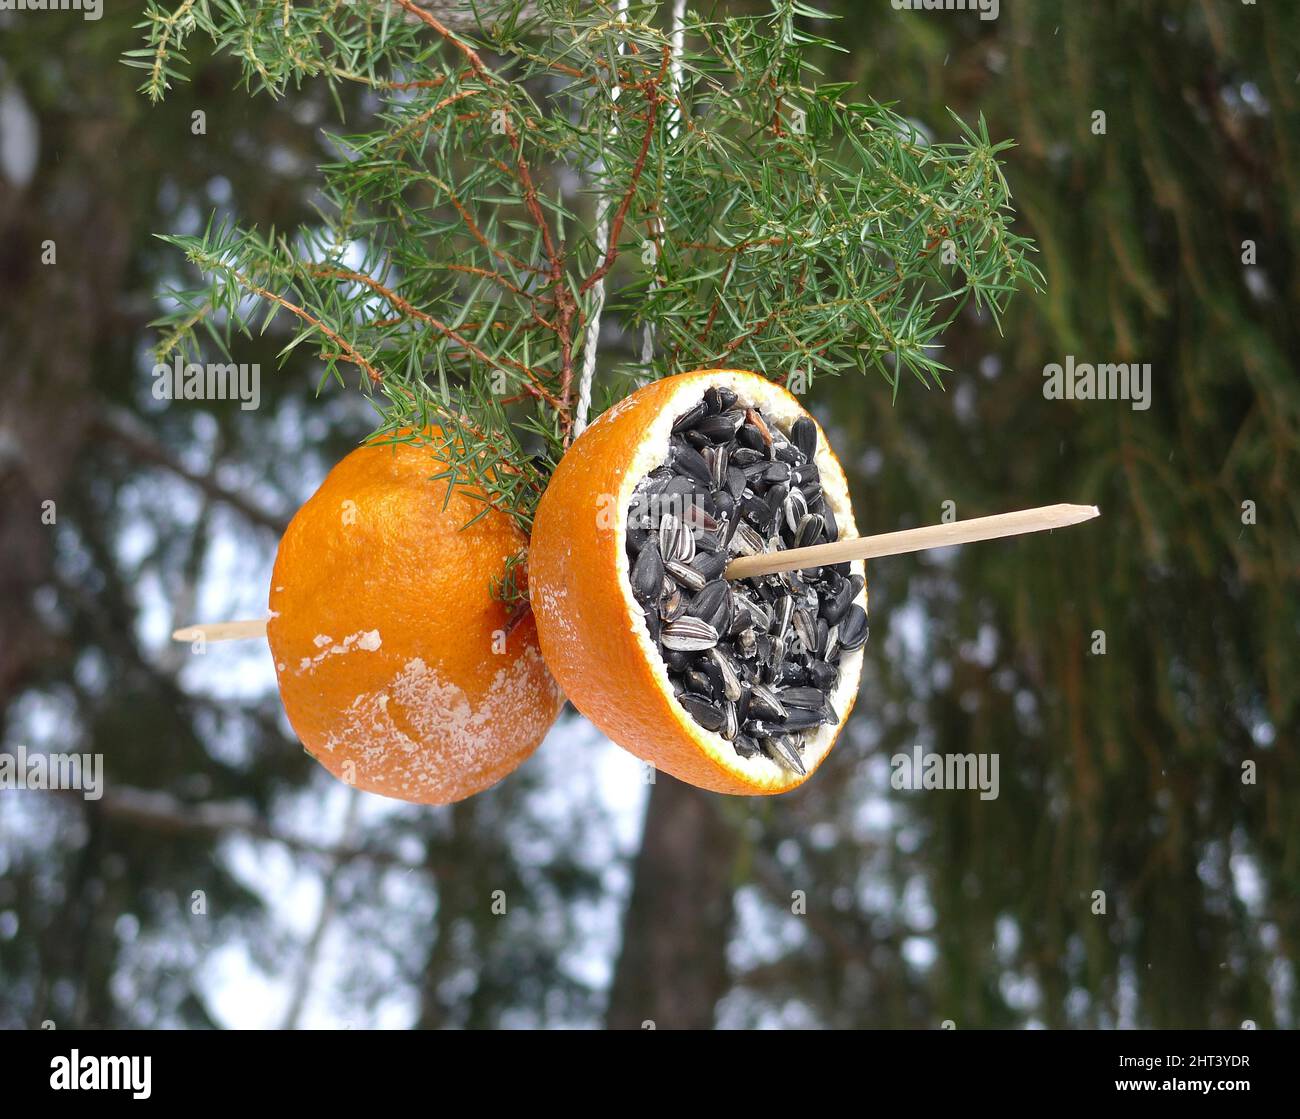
0;84;132;708
605;776;740;1029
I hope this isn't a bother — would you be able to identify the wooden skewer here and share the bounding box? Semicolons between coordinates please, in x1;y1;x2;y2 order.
172;504;1100;641
172;619;269;643
725;503;1100;581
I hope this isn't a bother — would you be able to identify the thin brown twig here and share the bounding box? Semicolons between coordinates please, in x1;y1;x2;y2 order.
392;0;493;78
580;48;671;297
378;86;482;150
308;265;563;409
230;268;385;384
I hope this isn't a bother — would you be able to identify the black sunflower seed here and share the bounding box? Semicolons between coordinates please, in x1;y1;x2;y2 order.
664;648;690;672
679;694;723;731
685;669;714;698
809;659;837;691
838;605;868;651
733;733;759;759
672;402;707;433
691;551;727;582
689;577;728;620
764;461;791;485
632;541;664;604
697;412;742;443
792;462;819;488
740;495;770;528
735;423;766;452
627;526;651;555
663;474;695;502
776;707;823;732
675;445;712;484
791;416;817;460
820;578;852;625
779;686;826;710
821;500;839;543
721;508;743;549
775;660;807;686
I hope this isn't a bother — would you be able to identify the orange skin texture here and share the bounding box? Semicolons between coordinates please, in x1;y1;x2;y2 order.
529;369;860;795
268;435;564;804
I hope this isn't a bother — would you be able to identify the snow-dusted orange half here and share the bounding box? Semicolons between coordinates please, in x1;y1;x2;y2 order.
530;370;866;795
268;433;565;804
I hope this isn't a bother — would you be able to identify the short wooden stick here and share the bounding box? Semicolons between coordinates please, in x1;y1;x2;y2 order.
725;503;1100;580
172;619;269;643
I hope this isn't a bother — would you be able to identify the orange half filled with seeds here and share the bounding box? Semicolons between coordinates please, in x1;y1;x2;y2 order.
530;369;866;795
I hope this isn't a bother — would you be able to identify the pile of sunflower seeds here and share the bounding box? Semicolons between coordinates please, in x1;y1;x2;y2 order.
626;387;867;774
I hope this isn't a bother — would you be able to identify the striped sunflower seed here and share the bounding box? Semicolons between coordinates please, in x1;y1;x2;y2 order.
660;616;719;652
711;648;744;702
666;559;707;592
760;735;806;776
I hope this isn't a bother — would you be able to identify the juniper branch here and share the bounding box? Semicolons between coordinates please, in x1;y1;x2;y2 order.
136;0;1041;538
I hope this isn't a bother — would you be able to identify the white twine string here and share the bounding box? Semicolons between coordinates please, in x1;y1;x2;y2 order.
573;0;629;438
573;277;605;437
